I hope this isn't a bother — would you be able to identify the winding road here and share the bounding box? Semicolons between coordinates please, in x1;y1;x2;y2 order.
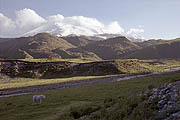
0;67;180;98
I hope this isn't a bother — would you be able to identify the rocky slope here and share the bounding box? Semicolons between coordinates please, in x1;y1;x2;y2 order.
147;81;180;120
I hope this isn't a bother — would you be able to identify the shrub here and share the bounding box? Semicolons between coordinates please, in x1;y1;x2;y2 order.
70;104;101;119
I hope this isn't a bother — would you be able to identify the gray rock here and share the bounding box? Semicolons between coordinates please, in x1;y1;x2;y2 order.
147;81;180;120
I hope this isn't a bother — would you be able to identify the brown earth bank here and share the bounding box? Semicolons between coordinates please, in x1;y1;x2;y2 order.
0;59;120;78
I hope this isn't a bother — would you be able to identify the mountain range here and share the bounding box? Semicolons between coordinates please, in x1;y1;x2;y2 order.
0;33;180;60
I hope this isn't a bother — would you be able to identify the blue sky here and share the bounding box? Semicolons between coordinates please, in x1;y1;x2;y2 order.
0;0;180;39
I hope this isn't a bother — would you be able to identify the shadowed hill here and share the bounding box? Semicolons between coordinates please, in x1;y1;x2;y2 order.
79;36;141;59
0;38;13;43
124;38;180;59
135;39;167;48
62;36;95;47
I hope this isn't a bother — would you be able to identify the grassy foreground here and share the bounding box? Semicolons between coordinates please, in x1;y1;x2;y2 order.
0;71;180;120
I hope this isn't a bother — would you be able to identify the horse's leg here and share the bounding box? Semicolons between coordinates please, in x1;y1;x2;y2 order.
32;98;35;105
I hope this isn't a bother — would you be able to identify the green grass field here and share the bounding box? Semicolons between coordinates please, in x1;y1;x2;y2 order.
0;71;180;120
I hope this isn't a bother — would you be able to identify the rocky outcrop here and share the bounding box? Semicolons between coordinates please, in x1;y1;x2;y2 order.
71;61;120;76
147;81;180;120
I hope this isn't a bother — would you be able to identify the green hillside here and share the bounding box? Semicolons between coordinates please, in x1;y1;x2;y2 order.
1;70;180;120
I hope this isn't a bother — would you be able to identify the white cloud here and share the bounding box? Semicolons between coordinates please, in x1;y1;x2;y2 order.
47;14;64;23
15;8;46;32
0;8;46;37
47;15;106;36
0;13;15;37
127;28;145;39
104;21;124;34
0;8;144;40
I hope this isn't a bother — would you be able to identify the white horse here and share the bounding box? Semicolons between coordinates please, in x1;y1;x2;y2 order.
32;95;46;104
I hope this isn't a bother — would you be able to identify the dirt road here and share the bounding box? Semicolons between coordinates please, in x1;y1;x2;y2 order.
0;67;180;98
